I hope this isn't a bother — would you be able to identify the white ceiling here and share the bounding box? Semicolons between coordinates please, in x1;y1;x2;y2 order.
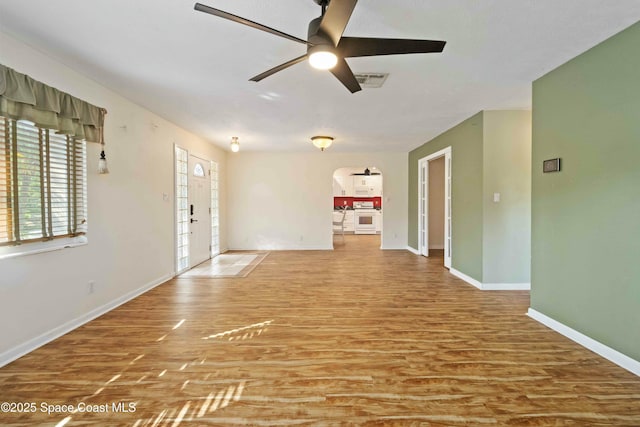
1;1;639;152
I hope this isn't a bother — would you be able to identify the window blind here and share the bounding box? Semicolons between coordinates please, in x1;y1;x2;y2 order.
0;116;87;246
0;118;10;243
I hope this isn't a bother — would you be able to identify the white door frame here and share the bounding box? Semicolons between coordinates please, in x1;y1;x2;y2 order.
418;147;452;268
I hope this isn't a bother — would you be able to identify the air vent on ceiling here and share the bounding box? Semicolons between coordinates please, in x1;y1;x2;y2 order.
353;73;389;88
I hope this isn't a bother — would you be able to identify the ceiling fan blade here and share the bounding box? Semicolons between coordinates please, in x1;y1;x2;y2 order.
338;37;446;57
319;0;358;46
194;3;310;46
250;55;309;82
329;58;362;93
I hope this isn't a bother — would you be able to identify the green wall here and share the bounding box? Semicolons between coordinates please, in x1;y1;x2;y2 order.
483;111;532;284
531;22;640;360
408;112;484;282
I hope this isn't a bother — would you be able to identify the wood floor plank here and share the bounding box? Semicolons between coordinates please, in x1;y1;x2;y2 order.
1;235;639;426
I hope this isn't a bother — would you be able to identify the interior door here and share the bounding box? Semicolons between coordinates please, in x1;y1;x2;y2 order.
419;159;428;256
188;155;211;267
444;153;452;268
418;147;451;267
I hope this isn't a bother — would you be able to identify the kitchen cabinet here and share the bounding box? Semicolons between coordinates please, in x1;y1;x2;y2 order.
375;211;382;233
353;175;382;197
333;210;355;233
333;174;353;196
344;211;355;232
332;177;342;196
371;176;382;196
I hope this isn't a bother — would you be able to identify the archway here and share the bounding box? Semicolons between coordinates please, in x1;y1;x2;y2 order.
332;166;383;248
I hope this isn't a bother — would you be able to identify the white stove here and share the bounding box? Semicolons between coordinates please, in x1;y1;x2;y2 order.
353;201;374;209
353;201;377;234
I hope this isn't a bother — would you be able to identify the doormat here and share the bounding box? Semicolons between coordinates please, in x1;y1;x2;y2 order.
180;252;269;278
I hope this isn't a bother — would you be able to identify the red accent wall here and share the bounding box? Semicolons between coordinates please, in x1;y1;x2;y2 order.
334;196;382;209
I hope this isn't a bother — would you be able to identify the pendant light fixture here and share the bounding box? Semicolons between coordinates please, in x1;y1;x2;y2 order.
311;135;334;152
230;136;240;152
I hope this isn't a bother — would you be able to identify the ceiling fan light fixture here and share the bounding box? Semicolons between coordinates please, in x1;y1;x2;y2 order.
308;45;338;70
311;135;334;151
230;136;240;152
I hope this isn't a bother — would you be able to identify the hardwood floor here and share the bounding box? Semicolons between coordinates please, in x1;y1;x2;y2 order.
1;235;639;426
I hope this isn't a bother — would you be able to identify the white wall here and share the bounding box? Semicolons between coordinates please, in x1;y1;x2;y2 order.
227;152;408;250
0;31;227;365
428;156;445;249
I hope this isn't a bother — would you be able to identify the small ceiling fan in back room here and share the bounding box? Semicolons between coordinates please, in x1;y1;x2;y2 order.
194;0;446;93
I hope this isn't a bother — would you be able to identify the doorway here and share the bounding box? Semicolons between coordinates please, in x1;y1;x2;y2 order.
175;145;217;274
418;147;451;268
332;166;383;248
188;154;212;268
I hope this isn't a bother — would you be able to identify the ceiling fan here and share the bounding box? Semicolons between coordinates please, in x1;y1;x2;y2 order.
352;168;381;176
194;0;446;93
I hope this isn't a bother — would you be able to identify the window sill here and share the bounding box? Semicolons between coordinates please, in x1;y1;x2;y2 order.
0;236;88;260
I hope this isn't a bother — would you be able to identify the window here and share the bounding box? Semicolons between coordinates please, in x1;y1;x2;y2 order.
210;160;220;257
193;162;205;177
0;117;87;248
175;145;189;273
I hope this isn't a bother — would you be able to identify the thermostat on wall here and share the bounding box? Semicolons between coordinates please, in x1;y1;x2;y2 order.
543;158;561;173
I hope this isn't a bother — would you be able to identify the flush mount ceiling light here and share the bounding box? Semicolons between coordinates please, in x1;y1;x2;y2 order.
311;135;334;152
230;136;240;152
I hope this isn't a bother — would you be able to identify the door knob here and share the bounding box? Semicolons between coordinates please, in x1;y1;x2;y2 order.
190;218;198;223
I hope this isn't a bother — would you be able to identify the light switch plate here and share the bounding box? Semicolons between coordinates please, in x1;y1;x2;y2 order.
493;193;500;203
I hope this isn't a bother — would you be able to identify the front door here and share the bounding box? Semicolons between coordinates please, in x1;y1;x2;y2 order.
188;155;211;267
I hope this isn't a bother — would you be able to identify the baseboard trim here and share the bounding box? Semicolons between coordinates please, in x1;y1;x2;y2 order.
450;268;482;289
228;246;332;251
405;246;420;255
0;272;175;368
449;268;530;291
429;245;445;250
527;308;640;377
483;282;531;291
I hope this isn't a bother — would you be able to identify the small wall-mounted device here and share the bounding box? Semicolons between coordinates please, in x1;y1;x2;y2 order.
543;158;561;173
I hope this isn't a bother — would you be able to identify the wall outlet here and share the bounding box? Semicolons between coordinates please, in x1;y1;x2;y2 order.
493;193;501;203
88;280;95;294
